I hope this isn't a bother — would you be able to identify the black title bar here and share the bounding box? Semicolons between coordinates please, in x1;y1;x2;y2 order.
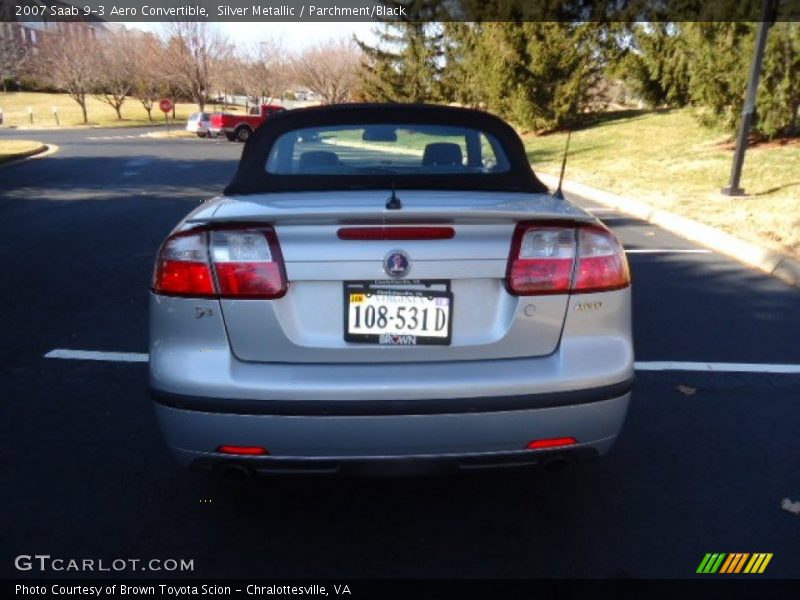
6;579;800;600
4;0;800;23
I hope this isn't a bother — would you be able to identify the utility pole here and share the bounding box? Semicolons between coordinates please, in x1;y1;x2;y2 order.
721;0;779;196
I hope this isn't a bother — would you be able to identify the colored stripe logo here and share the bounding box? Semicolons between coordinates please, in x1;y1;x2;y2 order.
696;553;773;574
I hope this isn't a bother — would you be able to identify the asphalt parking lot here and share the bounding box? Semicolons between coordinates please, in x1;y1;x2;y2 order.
1;126;798;579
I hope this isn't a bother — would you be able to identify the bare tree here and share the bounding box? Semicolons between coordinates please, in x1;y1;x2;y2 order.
212;42;246;109
35;25;100;124
0;27;30;92
249;40;292;103
95;28;137;120
293;39;361;104
131;33;168;122
162;22;228;111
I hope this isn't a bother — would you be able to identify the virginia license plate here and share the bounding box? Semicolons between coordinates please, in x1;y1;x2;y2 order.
344;284;452;345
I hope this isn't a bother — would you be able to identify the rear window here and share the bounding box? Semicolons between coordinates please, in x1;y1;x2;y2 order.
265;124;510;176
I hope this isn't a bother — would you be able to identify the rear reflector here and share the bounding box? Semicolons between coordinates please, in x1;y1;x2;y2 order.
506;222;629;296
217;445;270;456
152;225;287;299
338;227;455;241
526;437;578;450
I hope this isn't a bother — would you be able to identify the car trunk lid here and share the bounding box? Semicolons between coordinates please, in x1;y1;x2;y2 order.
196;190;594;363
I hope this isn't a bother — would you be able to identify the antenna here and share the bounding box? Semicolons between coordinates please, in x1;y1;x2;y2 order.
386;180;402;210
553;130;571;200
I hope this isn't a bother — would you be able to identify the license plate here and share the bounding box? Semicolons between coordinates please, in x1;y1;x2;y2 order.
344;283;452;345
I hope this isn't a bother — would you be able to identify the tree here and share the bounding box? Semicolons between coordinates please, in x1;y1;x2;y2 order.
211;42;246;108
757;22;800;138
293;39;361;104
613;22;799;139
439;23;482;107
95;28;137;120
617;23;691;108
355;0;444;102
35;25;100;124
249;40;292;103
131;33;168;122
469;22;603;132
162;23;228;111
683;23;753;131
0;29;30;92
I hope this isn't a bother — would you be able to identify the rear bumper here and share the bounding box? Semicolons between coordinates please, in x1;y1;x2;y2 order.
153;390;631;470
191;445;604;477
152;379;632;416
149;292;634;472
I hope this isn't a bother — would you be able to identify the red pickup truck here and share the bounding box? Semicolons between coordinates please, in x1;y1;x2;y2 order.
209;104;286;142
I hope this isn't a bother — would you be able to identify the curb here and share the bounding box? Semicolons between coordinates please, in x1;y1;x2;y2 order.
0;143;49;165
537;173;800;288
0;143;59;167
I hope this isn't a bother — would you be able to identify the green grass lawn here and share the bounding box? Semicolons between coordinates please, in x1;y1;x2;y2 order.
0;92;211;129
322;129;443;159
525;108;800;258
0;139;45;163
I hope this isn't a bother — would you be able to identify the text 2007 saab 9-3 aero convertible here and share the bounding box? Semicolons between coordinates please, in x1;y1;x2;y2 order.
149;103;633;477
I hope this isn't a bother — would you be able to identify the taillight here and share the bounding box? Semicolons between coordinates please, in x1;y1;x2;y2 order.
506;222;629;296
153;231;215;297
210;228;286;298
152;225;286;299
572;226;630;293
506;225;576;295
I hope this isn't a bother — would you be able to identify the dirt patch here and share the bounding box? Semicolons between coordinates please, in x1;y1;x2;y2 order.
714;135;800;151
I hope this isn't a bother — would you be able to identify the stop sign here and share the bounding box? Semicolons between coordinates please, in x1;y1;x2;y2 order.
159;98;173;113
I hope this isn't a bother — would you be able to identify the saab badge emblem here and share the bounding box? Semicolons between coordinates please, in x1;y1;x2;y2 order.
384;250;410;278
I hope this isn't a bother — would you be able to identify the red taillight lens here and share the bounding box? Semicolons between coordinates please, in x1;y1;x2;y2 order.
573;226;631;293
506;225;576;295
156;261;215;296
337;226;455;240
214;262;284;297
526;437;577;450
217;445;269;456
152;226;286;299
153;231;215;297
506;222;629;296
210;229;286;299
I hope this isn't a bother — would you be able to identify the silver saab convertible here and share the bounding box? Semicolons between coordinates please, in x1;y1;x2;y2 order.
149;104;633;477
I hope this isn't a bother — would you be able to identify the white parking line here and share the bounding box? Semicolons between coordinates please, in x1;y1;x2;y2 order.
634;361;800;374
43;349;800;373
44;349;148;363
625;249;712;254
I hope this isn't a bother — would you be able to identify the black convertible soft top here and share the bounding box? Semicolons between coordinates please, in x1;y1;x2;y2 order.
223;103;549;196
